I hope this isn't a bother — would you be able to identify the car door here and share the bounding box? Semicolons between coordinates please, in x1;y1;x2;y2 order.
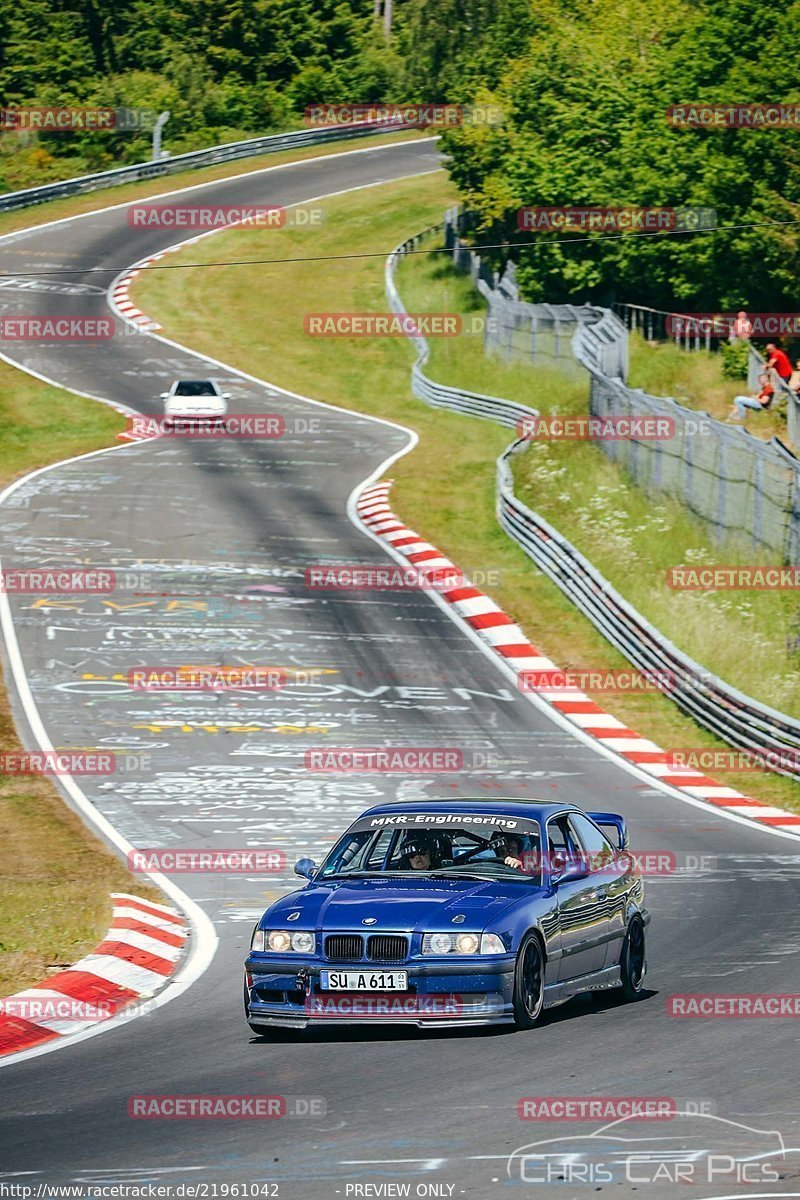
568;811;623;971
548;814;609;980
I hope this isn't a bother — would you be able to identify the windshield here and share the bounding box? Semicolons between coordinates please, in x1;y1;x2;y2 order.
318;817;543;883
173;381;218;396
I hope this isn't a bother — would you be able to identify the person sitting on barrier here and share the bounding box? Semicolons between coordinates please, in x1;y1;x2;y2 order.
765;343;793;385
728;373;775;422
788;359;800;396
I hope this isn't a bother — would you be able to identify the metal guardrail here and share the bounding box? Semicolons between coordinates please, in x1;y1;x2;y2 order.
497;441;800;779
574;318;800;565
748;344;800;449
386;231;538;430
387;229;596;426
386;227;800;780
0;119;411;212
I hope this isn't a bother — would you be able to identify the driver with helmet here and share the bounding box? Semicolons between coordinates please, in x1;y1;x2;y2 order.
398;832;440;871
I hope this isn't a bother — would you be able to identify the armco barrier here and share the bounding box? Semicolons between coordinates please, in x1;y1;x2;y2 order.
387;230;800;780
0;119;411;212
386;229;593;428
573;316;800;565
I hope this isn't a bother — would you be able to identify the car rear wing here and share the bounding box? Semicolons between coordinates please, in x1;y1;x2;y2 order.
586;811;629;850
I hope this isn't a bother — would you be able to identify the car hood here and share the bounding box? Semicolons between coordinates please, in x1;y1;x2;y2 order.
263;876;539;933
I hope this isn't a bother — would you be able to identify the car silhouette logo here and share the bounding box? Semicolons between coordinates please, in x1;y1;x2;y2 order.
362;917;378;925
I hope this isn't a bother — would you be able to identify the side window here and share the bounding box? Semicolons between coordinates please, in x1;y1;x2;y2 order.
546;816;580;861
568;813;615;870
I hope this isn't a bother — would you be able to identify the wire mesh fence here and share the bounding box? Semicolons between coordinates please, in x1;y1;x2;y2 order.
444;209;800;563
444;208;598;375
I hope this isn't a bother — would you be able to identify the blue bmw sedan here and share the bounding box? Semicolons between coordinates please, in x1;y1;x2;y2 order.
244;799;650;1033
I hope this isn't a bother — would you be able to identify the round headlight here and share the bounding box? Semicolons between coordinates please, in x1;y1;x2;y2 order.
291;930;314;953
455;932;480;954
267;930;291;952
428;933;454;955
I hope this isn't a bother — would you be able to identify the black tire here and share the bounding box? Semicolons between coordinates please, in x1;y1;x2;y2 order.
247;1022;274;1037
619;917;646;1001
512;933;545;1029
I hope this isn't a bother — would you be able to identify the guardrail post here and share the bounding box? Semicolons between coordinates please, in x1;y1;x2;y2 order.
152;111;170;161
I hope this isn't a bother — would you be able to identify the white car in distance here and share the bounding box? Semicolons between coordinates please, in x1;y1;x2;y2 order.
161;379;230;428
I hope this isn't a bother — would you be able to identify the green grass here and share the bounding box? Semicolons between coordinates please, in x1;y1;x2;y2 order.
134;172;799;814
398;236;798;718
627;334;790;446
0;369;123;488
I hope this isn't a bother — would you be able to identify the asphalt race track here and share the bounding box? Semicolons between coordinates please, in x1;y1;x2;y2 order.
1;137;799;1197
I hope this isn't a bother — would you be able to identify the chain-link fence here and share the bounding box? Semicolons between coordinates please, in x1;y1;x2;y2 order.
444;209;598;375
445;209;800;563
747;344;800;449
387;226;800;772
579;363;800;563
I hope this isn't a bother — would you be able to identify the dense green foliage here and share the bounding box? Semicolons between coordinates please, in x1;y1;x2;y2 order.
438;0;800;311
2;0;798;314
0;0;404;187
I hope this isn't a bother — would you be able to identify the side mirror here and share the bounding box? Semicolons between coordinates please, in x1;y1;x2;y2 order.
552;856;589;884
159;392;170;399
294;857;318;880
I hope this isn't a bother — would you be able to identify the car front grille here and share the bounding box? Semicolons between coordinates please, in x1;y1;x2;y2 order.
324;934;363;961
366;934;408;963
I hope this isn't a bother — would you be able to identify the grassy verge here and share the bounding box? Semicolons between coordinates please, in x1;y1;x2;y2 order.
0;370;123;488
134;173;799;813
0;695;164;995
0;128;429;242
399;238;798;717
0;374;164;994
627;334;790;446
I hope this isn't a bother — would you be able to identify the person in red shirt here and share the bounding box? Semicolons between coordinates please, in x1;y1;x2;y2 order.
765;343;793;382
729;372;775;421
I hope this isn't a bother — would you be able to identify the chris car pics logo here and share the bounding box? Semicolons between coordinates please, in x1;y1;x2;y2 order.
506;1111;787;1186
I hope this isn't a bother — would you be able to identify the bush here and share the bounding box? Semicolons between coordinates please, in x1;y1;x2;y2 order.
720;339;751;380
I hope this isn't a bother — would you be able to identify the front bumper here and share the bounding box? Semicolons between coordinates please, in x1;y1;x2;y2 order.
245;954;517;1028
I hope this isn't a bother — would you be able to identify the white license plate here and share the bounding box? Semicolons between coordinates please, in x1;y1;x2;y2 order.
320;970;408;991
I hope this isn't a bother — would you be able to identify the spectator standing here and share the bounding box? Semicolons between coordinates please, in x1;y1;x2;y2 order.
730;310;753;340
